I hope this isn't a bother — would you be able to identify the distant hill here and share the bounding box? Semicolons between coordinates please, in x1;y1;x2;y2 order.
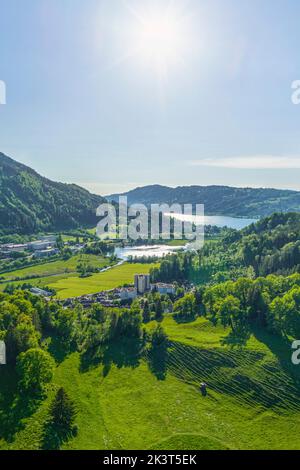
0;153;105;235
107;184;300;218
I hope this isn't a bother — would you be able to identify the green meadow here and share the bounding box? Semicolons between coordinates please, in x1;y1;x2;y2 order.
0;261;157;299
1;316;300;450
49;263;158;299
1;254;109;282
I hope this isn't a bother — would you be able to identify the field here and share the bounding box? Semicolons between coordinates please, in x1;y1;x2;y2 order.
1;254;110;282
1;316;300;450
0;261;157;299
47;262;158;299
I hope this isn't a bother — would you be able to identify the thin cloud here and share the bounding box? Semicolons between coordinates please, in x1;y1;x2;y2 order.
189;156;300;169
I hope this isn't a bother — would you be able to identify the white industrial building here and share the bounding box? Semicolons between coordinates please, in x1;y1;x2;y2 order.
34;248;59;258
29;240;56;251
134;274;151;294
1;244;27;253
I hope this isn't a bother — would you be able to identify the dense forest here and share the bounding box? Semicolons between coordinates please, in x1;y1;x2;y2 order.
202;273;300;339
108;185;300;217
0;153;105;235
151;213;300;284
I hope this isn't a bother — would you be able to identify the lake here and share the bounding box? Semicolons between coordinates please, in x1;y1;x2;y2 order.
115;215;257;260
114;245;183;261
169;214;257;231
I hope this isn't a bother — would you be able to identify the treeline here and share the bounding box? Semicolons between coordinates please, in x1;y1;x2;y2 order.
237;213;300;276
0;290;168;396
150;252;194;283
149;271;300;338
83;241;113;256
128;255;160;264
0;291;56;393
202;273;300;338
136;292;175;323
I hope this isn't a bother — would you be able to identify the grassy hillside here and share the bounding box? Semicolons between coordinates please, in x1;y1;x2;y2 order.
1;316;300;450
0;152;105;235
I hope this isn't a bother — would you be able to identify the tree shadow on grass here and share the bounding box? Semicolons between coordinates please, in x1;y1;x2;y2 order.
0;366;43;443
79;337;144;376
173;314;197;325
146;343;168;381
42;420;75;450
252;327;300;393
220;324;251;349
165;340;283;409
165;328;300;411
80;335;171;382
48;336;74;364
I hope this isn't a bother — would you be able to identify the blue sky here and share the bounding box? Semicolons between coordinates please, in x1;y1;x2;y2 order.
1;0;300;194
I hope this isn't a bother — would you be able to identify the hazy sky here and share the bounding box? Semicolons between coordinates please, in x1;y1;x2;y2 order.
1;0;300;195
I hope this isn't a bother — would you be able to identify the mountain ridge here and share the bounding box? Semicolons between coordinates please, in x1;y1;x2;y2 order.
0;152;105;235
107;184;300;218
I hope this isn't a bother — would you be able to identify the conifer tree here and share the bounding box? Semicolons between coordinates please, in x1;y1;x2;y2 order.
50;387;77;431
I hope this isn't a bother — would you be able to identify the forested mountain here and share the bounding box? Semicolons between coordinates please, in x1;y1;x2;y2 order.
108;184;300;217
0;153;105;235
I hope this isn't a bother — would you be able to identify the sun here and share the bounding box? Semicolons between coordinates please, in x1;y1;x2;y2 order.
135;11;183;65
122;1;192;79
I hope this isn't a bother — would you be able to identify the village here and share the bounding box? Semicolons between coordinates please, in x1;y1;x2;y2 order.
56;274;176;309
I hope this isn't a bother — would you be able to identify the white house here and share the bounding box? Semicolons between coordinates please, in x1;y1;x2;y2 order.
154;283;176;295
119;288;137;301
0;341;6;365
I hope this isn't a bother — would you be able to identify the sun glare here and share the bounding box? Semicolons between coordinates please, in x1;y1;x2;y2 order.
122;2;193;78
136;13;183;64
